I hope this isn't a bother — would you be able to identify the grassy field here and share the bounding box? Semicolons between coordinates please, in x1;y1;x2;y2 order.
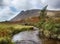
0;23;34;44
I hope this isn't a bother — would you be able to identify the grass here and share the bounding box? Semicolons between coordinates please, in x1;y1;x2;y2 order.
0;23;34;44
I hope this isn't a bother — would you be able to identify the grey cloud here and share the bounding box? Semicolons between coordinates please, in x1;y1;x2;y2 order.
41;0;60;10
0;0;15;21
0;0;4;6
12;0;42;10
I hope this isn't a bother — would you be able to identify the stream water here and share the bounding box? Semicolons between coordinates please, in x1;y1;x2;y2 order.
12;27;60;44
12;30;42;44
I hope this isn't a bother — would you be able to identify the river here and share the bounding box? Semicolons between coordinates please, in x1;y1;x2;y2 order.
12;27;60;44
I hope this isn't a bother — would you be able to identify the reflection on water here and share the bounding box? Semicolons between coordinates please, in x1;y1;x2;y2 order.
12;30;60;44
12;30;42;44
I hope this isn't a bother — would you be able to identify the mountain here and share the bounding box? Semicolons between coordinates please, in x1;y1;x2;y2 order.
10;9;60;21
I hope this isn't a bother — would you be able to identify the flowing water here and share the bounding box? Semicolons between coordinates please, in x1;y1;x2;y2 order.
12;27;60;44
12;30;42;44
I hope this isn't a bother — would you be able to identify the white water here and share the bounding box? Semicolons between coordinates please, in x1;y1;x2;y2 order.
12;27;42;44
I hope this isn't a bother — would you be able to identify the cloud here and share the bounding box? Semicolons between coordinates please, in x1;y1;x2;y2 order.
11;0;42;10
0;7;15;21
12;0;28;10
0;0;17;21
12;0;60;10
40;0;60;10
0;0;11;7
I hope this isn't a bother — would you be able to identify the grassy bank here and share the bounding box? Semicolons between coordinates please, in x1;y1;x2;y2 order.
0;23;33;44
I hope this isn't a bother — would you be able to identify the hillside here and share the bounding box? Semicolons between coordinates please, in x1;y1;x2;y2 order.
10;9;40;21
10;9;60;22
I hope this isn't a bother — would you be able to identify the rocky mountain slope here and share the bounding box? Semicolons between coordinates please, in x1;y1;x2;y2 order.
10;9;60;21
10;9;40;21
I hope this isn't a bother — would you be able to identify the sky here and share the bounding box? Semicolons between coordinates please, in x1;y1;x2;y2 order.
0;0;60;21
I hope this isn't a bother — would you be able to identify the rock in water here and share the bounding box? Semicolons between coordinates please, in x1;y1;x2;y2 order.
12;30;42;44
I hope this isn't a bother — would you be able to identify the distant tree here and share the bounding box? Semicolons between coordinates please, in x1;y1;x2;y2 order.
37;5;48;29
39;5;48;19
